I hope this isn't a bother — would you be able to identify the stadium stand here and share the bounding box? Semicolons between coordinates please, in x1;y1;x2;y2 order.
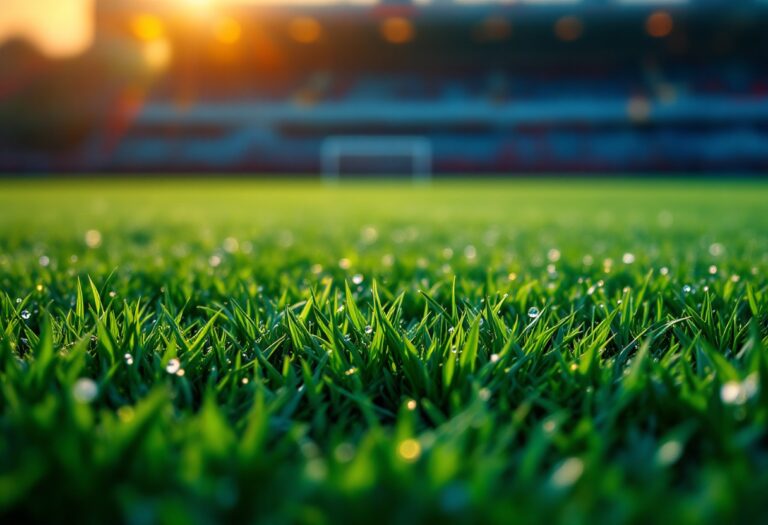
1;0;768;173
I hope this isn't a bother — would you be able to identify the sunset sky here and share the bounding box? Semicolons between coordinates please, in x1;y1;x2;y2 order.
1;0;95;56
0;0;358;56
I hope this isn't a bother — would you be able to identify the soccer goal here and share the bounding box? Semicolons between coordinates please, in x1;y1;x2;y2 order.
320;136;432;182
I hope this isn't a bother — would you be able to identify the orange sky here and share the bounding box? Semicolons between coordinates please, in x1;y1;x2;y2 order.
0;0;95;56
0;0;359;57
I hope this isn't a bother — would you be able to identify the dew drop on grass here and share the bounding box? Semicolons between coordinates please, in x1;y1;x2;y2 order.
38;255;50;267
84;229;102;248
682;285;693;294
124;353;134;366
720;382;741;405
656;440;683;466
398;439;422;462
551;457;584;488
15;298;22;304
352;274;364;285
20;310;31;320
364;325;373;335
490;353;500;363
73;378;98;403
166;358;181;375
527;307;540;318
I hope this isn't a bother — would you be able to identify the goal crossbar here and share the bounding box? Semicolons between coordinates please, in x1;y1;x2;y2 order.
321;136;432;182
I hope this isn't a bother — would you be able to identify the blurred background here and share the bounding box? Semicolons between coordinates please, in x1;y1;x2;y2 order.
1;0;767;176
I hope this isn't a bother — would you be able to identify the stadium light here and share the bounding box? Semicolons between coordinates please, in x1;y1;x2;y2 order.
646;11;674;38
143;39;173;71
380;17;415;45
131;14;165;41
214;16;242;44
289;17;322;44
475;16;512;42
554;16;583;42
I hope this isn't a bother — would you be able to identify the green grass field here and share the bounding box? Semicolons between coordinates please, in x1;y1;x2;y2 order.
1;179;767;524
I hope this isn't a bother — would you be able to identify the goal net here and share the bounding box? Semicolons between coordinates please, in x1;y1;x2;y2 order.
321;136;432;182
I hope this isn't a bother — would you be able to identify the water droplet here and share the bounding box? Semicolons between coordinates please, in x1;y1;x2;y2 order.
682;285;693;294
527;307;540;318
241;377;250;384
344;367;357;376
166;358;181;374
709;242;724;257
338;258;352;270
84;229;102;248
352;274;364;285
20;310;31;320
406;399;418;410
398;439;421;462
223;237;239;253
124;353;134;365
464;245;477;260
490;353;500;363
15;298;22;304
364;325;373;335
448;326;455;334
208;255;222;267
720;381;746;405
361;226;378;243
655;440;683;466
622;252;636;264
73;378;98;403
551;457;584;488
38;255;50;267
334;442;356;463
708;265;718;275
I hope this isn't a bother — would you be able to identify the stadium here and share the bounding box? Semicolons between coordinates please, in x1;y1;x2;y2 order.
2;0;768;173
1;1;768;525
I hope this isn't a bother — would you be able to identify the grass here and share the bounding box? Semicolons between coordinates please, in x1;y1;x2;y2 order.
0;179;767;524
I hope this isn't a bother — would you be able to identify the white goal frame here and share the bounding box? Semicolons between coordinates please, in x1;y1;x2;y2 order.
321;136;432;182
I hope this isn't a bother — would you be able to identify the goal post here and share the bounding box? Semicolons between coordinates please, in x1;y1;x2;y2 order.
321;136;432;182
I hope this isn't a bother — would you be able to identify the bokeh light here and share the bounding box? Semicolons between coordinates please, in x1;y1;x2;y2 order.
380;17;415;44
554;16;583;42
288;17;322;44
646;11;674;38
214;16;242;44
